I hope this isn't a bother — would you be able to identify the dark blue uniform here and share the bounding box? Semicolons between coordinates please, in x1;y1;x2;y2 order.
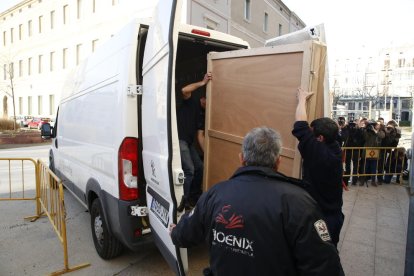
171;166;344;276
292;121;344;246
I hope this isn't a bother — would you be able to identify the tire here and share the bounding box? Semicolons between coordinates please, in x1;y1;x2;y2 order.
90;198;123;259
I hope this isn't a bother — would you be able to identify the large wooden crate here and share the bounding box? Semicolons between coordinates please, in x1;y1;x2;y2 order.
203;41;327;190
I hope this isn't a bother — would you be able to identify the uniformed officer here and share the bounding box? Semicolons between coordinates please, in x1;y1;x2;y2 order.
170;126;344;276
292;87;344;247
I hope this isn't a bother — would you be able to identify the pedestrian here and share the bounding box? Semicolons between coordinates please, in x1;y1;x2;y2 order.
384;147;407;184
378;120;400;184
360;120;384;186
336;116;346;146
176;72;211;211
292;88;344;248
342;120;365;185
170;126;344;276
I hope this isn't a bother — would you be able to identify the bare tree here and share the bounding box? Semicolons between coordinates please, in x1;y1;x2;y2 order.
0;60;17;131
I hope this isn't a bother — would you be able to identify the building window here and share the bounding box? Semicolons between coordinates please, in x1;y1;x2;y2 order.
278;24;282;36
28;20;32;36
19;97;23;114
77;0;82;19
28;57;32;75
92;0;96;13
348;102;355;110
398;58;405;68
92;39;98;52
9;63;14;79
244;0;251;21
10;28;14;43
63;5;68;24
76;44;82;65
49;94;55;115
19;60;23;77
402;99;410;109
63;48;68;69
38;95;43;115
28;57;33;76
50;10;55;29
3;31;6;46
50;51;55;71
38;16;43;33
19;24;22;40
28;96;32;115
263;12;268;32
38;55;42;73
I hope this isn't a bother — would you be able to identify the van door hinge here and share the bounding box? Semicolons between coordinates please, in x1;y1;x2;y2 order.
127;85;142;96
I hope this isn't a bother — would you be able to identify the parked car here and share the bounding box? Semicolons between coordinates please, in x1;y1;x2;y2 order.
11;115;33;127
28;117;50;129
22;116;33;127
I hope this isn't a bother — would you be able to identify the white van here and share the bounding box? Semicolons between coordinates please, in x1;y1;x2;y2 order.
44;1;327;274
44;0;248;273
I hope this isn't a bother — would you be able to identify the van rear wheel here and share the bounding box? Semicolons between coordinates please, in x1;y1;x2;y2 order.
90;198;123;259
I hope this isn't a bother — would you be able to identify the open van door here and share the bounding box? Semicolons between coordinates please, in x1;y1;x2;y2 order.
141;0;187;274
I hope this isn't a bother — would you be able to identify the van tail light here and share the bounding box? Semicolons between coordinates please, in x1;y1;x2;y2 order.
118;137;139;201
191;29;210;37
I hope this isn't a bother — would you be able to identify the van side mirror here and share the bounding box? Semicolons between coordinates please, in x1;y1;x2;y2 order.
41;123;53;139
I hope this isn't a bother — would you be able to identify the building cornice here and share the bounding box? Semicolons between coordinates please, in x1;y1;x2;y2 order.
1;0;34;18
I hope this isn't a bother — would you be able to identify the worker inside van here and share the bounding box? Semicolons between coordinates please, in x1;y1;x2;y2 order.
175;72;211;212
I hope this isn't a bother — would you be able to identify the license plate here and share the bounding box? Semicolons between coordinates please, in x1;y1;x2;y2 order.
150;197;169;227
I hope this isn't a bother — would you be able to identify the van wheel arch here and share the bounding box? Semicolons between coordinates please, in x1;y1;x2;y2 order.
86;179;123;259
90;198;124;259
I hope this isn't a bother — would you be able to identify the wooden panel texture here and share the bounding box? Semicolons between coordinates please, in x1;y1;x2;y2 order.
204;41;326;190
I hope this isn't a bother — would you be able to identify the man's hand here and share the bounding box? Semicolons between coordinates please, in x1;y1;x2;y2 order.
295;88;314;122
182;72;212;99
297;88;314;102
169;223;176;236
201;72;212;85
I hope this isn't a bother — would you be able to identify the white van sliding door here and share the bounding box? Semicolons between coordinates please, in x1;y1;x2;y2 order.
141;0;187;275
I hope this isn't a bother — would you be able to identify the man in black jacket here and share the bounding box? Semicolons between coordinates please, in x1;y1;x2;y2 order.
342;120;365;185
292;88;344;248
170;126;344;276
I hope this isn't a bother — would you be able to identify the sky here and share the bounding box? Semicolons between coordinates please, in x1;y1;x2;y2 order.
0;0;19;13
1;0;414;61
283;0;414;60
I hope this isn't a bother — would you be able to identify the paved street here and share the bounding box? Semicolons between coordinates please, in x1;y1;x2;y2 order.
0;145;411;275
339;183;409;276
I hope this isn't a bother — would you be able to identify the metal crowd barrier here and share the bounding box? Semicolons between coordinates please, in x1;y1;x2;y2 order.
0;158;90;275
0;158;39;203
342;146;407;184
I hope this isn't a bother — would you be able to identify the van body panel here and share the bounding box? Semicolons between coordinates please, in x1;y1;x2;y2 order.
52;20;144;253
142;0;187;274
49;0;256;268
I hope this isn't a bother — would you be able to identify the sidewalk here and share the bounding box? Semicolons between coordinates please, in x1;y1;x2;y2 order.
339;183;409;276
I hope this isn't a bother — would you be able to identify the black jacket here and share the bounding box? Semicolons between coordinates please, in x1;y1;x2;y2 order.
292;121;343;214
171;166;344;276
342;125;365;147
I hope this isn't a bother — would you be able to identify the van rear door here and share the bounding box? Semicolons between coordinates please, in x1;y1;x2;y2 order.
141;0;187;275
